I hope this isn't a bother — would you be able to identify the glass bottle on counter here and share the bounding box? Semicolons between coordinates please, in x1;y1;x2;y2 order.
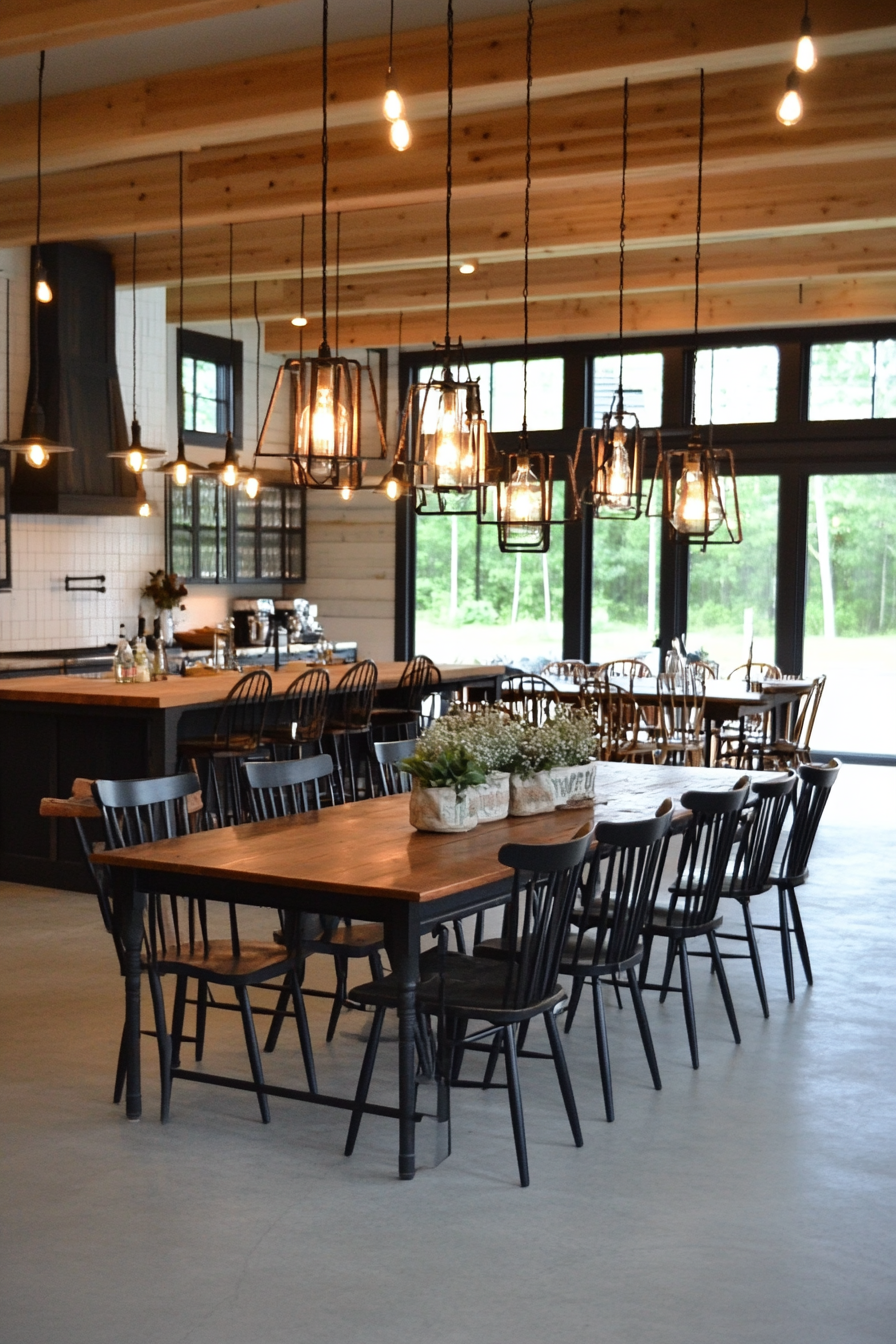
113;624;136;684
150;617;169;680
133;617;151;683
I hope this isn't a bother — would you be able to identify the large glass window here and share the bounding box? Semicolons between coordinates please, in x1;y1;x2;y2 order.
592;352;663;426
694;346;779;424
182;356;229;435
591;513;661;668
687;476;779;673
808;341;896;420
418;358;564;435
804;474;896;753
415;495;565;669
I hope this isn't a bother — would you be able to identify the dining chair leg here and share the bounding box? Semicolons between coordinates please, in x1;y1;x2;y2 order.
678;940;700;1070
113;1021;127;1104
194;981;208;1060
544;1009;583;1146
452;920;467;954
369;951;385;980
263;983;291;1053
788;886;814;987
563;976;585;1034
147;967;172;1123
288;969;318;1094
638;933;654;986
326;955;348;1042
481;1031;502;1088
170;975;188;1071
778;887;796;1002
590;977;614;1122
627;968;662;1091
235;986;271;1123
344;1005;386;1156
707;931;741;1045
503;1025;530;1188
740;901;770;1018
659;939;677;1003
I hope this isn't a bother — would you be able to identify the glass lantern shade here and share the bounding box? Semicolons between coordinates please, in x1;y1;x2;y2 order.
649;434;742;550
577;406;644;519
394;366;496;515
488;451;556;553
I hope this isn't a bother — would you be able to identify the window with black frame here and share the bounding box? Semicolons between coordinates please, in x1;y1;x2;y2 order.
178;329;241;450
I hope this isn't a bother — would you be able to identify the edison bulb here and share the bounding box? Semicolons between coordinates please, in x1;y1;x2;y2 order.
432;387;462;486
795;34;816;73
604;427;633;510
389;118;411;151
221;460;239;487
138;500;151;518
245;474;260;500
291;315;308;327
25;442;50;468
776;87;803;125
504;457;542;544
125;447;145;473
173;459;190;488
35;277;53;304
386;477;401;501
383;88;405;122
340;485;353;501
672;453;724;536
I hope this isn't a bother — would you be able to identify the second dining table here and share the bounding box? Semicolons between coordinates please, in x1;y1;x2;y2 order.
94;759;757;1179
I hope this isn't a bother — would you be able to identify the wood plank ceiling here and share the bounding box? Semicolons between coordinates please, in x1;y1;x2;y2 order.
3;0;895;352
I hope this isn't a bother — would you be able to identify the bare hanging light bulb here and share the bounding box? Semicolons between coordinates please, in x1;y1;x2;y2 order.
776;71;803;125
384;0;411;150
795;4;817;72
503;456;543;546
672;450;724;535
388;118;412;151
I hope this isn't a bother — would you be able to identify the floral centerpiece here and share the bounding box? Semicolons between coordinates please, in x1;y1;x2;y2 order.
141;570;188;646
506;705;597;814
398;744;486;833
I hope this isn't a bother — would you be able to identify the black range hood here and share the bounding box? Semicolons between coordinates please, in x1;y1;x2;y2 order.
11;243;141;515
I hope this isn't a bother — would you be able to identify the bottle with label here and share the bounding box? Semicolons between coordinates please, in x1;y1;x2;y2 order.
133;617;151;683
113;624;136;684
150;617;169;681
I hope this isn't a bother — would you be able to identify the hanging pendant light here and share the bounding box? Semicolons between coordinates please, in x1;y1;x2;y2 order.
161;152;208;488
777;3;815;125
576;79;643;521
290;215;308;328
795;2;817;71
214;224;245;488
108;233;166;478
384;0;495;513
648;70;742;551
4;51;74;470
384;0;412;151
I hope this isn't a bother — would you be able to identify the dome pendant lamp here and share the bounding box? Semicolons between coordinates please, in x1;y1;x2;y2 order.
4;51;75;470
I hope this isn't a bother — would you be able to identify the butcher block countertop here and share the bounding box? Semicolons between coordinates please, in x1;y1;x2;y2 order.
0;662;505;710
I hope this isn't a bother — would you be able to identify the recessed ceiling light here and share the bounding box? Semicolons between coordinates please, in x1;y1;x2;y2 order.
459;261;477;274
291;315;308;327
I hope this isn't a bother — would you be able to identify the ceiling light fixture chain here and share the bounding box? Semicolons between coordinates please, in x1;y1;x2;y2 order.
521;0;532;442
132;232;138;424
321;0;329;350
692;64;704;426
444;0;453;357
617;77;628;402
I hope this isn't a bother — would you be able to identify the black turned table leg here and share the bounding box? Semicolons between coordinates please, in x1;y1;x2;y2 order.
111;868;146;1120
385;910;420;1179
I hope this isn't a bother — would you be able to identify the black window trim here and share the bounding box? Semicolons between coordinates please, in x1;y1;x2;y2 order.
178;327;243;451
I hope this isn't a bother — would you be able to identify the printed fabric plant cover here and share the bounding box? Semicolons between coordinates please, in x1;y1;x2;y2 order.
409;778;478;832
471;772;510;822
509;771;556;816
549;761;596;809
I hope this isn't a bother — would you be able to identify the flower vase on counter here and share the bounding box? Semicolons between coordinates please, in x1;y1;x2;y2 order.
140;570;188;647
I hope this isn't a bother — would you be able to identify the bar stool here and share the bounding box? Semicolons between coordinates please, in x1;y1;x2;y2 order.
178;669;272;826
324;659;378;803
370;655;441;741
262;667;330;759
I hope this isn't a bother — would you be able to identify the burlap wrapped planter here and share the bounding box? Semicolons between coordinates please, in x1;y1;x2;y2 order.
471;772;510;822
549;761;597;809
509;771;556;816
408;779;478;832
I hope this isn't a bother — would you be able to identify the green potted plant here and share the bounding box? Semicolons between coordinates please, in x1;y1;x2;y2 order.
507;706;597;815
406;706;523;824
399;745;486;833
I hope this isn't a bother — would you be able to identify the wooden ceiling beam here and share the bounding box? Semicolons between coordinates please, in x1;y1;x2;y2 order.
170;230;896;323
0;0;892;180
1;54;893;245
263;276;896;351
0;0;292;59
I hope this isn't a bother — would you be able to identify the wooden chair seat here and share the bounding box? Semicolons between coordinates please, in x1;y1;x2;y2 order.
646;905;724;937
178;733;260;757
350;958;567;1026
306;922;385;955
156;939;295;986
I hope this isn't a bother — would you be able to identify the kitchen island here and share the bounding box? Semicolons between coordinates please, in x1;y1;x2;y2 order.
0;660;504;890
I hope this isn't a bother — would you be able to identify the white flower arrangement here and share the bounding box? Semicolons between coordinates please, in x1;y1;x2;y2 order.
411;703;595;779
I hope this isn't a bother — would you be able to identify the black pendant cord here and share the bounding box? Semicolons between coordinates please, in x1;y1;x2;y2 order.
444;0;453;359
254;280;261;441
617;77;628;409
388;0;395;79
6;278;10;441
31;49;46;410
228;222;235;434
335;211;341;356
692;67;705;427
299;213;305;359
178;151;185;439
320;0;329;351
521;0;533;442
131;232;138;422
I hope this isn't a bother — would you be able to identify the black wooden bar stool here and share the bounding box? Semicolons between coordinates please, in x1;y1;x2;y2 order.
178;669;272;826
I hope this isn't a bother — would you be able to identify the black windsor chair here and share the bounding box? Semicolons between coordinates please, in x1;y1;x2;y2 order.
344;826;593;1187
243;754;386;1044
559;800;674;1122
709;769;798;1017
262;667;330;758
370;655;441;741
763;759;840;1001
324;659;378;802
93;772;317;1123
178;668;272;826
639;775;751;1069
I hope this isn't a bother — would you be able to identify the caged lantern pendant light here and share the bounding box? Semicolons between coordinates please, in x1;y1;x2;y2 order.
3;50;74;470
484;0;574;554
648;70;741;552
384;0;412;151
160;152;208;488
576;78;644;521
108;232;166;483
382;0;495;513
255;0;387;493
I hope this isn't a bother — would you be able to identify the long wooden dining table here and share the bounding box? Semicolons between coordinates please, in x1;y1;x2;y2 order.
93;760;755;1179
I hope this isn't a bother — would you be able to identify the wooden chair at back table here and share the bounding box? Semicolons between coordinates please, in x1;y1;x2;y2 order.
500;673;560;726
592;658;652;686
653;670;707;767
581;677;660;764
542;660;588;684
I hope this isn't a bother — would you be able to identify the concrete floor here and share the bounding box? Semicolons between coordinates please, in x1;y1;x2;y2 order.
1;765;895;1344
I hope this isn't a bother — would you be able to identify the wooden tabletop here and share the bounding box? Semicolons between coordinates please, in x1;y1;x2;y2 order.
92;761;752;904
0;661;503;710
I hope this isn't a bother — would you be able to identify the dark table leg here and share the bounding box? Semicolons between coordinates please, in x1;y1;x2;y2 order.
112;868;145;1121
385;908;421;1179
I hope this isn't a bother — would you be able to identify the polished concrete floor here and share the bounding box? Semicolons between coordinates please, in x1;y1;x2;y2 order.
1;766;894;1344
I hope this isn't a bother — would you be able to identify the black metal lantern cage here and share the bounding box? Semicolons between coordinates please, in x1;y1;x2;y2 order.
647;433;743;551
